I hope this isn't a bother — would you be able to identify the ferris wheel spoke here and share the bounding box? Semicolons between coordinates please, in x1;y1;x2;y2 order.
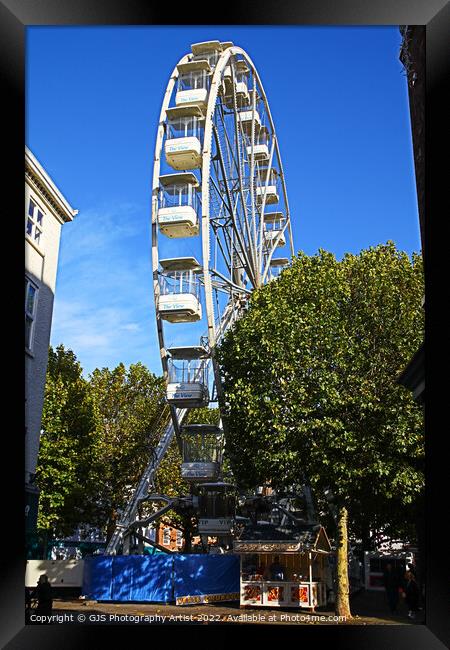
210;221;233;275
261;219;291;284
256;136;276;273
210;267;251;295
211;123;257;287
248;83;259;281
229;64;257;280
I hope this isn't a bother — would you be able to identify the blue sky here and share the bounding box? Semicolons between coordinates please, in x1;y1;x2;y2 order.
26;26;420;378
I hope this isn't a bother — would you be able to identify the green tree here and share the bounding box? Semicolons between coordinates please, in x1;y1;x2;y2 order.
185;406;220;425
88;362;167;542
37;345;98;536
38;349;203;547
216;243;424;617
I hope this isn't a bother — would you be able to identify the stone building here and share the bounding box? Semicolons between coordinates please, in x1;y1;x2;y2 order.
25;146;77;531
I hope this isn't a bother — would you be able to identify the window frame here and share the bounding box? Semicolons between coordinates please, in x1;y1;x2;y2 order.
25;276;39;352
26;195;45;247
162;527;171;546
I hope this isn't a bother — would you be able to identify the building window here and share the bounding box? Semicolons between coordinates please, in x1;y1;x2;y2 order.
163;527;171;546
176;529;183;548
25;277;38;351
26;196;44;246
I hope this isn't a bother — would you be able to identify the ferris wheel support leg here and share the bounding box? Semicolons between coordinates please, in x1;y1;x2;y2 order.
169;405;185;454
137;531;144;555
122;534;131;555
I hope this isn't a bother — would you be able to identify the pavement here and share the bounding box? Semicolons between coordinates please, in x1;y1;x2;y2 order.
26;588;426;626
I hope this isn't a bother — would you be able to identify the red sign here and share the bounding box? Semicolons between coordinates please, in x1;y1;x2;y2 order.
291;585;309;604
243;584;262;603
267;586;284;602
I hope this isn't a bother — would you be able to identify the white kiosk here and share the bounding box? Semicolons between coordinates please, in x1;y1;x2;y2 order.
234;523;332;611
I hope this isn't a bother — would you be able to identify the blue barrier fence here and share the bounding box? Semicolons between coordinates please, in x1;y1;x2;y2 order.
82;554;240;603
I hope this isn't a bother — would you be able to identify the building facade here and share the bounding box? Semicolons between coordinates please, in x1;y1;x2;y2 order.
25;146;77;531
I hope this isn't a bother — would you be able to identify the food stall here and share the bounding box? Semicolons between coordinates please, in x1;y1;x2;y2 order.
233;522;331;611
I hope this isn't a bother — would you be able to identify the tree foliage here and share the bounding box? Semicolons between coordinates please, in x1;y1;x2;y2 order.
216;243;424;544
37;345;98;535
37;350;188;540
88;362;167;539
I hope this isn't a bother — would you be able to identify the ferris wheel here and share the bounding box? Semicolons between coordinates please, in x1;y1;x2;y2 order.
106;40;294;555
152;40;294;479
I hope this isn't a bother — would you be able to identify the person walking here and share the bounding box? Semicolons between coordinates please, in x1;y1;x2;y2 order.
403;570;420;620
33;575;53;618
383;562;400;614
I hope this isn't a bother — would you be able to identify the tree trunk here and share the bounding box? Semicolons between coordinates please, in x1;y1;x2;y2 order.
106;509;118;544
335;505;352;618
182;515;193;553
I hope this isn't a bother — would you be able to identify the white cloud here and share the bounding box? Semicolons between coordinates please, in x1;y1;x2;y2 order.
120;323;141;332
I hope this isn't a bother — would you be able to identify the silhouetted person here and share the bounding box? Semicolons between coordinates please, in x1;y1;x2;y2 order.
33;575;53;617
407;562;417;578
25;588;32;623
383;563;400;614
268;556;285;581
404;570;419;620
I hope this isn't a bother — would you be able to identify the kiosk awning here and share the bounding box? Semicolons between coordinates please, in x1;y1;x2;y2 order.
233;523;331;554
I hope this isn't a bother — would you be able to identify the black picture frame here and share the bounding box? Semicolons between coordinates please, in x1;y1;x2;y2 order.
5;0;448;647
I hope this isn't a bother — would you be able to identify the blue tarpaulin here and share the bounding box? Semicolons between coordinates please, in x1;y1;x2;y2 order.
83;555;173;602
82;554;240;603
82;556;113;601
174;555;240;603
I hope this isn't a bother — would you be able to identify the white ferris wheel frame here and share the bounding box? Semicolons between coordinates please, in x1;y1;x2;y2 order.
151;45;294;424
